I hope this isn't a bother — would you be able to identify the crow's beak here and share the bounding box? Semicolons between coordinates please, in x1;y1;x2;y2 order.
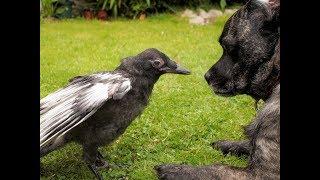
174;64;191;75
161;64;191;75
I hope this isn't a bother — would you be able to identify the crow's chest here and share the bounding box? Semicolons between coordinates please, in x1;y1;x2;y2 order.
94;89;150;127
114;96;148;123
80;89;150;144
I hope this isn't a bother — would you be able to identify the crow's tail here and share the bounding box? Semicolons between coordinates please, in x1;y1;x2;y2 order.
40;135;67;157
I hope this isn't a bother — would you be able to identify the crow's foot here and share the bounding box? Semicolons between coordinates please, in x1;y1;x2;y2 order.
87;163;104;180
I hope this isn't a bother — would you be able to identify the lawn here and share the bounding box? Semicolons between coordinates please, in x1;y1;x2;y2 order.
40;13;256;180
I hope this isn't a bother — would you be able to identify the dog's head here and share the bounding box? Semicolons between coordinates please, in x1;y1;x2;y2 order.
205;0;280;101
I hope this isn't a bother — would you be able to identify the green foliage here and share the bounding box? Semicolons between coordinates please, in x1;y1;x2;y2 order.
40;0;240;19
97;0;151;18
40;0;55;17
40;0;74;18
96;0;234;18
220;0;227;12
40;14;254;179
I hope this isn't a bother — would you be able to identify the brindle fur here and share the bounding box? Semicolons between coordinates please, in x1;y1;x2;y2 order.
155;0;280;179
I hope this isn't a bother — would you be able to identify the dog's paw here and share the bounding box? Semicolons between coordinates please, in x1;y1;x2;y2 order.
211;140;231;155
154;164;186;180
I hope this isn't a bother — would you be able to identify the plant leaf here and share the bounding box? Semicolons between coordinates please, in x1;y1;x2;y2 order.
146;0;150;7
160;1;176;13
102;0;108;10
113;5;118;17
118;0;122;7
110;0;115;9
220;0;227;12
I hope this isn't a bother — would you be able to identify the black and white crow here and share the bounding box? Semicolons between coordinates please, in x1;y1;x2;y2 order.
40;48;190;179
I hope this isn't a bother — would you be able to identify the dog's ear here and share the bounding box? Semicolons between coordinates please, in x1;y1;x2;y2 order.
259;0;280;22
246;0;279;21
248;0;279;16
269;0;280;9
268;0;280;25
270;0;280;68
272;39;280;71
251;0;279;7
249;0;279;34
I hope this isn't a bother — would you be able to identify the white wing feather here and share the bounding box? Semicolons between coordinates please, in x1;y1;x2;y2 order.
40;72;131;148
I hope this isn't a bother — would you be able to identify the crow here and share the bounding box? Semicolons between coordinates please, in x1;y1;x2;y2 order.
40;48;191;179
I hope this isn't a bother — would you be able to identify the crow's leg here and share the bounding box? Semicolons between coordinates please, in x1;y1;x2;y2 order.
83;145;109;180
97;151;104;159
155;164;251;180
96;150;110;170
211;140;250;156
87;164;103;180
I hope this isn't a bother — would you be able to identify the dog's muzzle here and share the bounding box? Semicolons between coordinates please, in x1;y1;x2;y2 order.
204;72;211;84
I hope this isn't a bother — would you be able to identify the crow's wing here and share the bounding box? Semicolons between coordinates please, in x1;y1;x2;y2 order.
40;72;131;148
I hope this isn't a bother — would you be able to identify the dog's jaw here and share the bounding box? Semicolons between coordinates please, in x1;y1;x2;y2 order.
207;82;236;97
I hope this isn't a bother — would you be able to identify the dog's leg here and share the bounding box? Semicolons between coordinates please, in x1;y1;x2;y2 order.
155;164;251;180
211;140;250;156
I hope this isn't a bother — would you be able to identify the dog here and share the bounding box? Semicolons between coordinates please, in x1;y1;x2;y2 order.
155;0;280;179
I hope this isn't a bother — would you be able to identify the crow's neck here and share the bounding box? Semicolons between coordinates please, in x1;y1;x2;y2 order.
127;72;159;105
115;68;160;93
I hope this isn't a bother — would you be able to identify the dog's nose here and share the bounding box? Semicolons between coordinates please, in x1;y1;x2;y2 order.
204;72;211;82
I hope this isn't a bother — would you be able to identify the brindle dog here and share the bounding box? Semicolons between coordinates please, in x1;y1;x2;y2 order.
155;0;280;179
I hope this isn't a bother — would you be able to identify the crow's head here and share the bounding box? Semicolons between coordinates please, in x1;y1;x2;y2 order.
117;48;191;78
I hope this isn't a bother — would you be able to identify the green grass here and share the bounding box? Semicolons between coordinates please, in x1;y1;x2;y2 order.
40;14;256;180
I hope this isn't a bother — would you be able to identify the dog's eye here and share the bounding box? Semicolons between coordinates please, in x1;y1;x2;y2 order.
229;48;237;56
224;45;237;56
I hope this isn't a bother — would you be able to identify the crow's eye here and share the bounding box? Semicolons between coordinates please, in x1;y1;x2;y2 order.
151;58;164;68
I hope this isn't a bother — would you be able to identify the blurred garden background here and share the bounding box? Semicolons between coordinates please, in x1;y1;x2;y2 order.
40;0;248;20
40;0;255;179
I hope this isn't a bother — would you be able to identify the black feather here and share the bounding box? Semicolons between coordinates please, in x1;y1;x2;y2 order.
40;48;190;178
